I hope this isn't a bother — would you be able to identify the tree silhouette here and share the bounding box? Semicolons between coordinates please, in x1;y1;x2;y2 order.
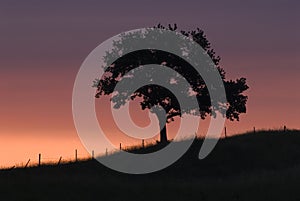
95;24;249;144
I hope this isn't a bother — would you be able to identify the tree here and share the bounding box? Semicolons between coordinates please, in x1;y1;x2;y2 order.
95;24;249;144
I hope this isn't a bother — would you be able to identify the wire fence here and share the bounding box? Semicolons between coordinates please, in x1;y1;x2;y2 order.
1;125;291;170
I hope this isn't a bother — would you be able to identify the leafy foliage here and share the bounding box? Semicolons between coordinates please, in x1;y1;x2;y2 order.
95;24;249;142
96;24;248;122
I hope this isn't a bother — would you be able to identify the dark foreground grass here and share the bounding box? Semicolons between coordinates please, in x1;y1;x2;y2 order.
1;130;300;201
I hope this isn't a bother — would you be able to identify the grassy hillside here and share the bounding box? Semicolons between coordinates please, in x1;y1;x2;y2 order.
1;130;300;201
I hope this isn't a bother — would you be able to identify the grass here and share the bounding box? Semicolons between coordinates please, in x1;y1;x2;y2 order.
1;129;300;201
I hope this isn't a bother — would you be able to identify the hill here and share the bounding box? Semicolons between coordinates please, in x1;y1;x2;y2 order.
1;130;300;201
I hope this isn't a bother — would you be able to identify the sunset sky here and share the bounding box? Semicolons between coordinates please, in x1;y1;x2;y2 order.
0;0;299;167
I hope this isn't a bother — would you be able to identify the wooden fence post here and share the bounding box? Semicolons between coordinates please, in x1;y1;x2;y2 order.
142;139;145;149
120;143;122;150
38;154;41;167
25;159;30;168
57;157;62;165
253;126;256;133
284;125;286;132
75;149;78;162
224;127;227;138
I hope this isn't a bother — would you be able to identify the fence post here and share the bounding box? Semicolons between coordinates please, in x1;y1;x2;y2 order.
92;150;94;159
38;154;41;167
253;126;256;133
120;143;122;150
57;157;62;165
25;159;30;168
75;149;78;162
142;139;145;149
284;125;286;132
224;127;227;138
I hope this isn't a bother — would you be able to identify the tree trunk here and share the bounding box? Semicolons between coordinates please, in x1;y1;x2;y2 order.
152;106;168;144
160;123;168;144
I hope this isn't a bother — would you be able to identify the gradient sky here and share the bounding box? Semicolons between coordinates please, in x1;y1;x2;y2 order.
0;0;300;167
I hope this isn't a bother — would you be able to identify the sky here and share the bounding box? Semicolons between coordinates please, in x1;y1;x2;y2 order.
0;0;300;167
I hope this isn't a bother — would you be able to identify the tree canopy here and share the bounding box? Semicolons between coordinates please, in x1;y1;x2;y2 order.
95;24;249;143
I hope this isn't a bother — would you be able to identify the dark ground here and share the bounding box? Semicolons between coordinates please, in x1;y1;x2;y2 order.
1;130;300;201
